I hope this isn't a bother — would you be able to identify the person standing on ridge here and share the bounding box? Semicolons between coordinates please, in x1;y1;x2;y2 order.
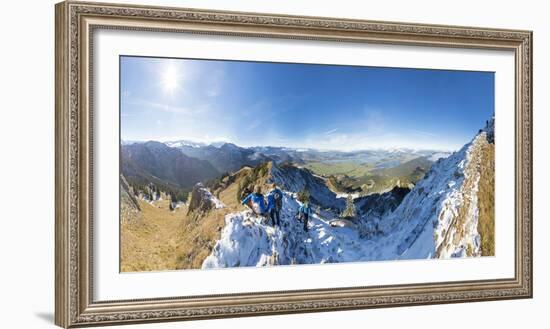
241;185;267;218
267;183;284;227
297;199;312;232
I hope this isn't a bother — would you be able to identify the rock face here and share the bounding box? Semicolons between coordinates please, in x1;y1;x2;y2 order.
355;186;410;221
485;116;495;143
353;186;411;238
120;175;142;223
187;183;225;215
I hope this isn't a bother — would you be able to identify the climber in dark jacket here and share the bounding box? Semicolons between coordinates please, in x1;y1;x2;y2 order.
267;184;284;226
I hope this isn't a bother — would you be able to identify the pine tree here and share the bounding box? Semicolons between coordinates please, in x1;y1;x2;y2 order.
297;190;310;203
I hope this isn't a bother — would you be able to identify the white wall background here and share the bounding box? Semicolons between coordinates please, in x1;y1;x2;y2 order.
0;0;547;328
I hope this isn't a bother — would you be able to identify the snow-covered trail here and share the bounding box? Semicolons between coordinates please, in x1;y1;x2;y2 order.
202;192;407;268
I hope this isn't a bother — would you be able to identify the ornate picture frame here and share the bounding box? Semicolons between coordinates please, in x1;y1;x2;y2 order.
55;1;532;327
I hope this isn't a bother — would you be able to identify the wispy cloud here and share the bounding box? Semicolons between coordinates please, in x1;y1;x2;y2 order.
246;118;263;131
123;98;203;115
324;128;338;135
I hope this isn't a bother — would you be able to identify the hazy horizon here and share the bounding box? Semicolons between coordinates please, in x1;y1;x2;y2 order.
121;138;457;153
121;56;494;152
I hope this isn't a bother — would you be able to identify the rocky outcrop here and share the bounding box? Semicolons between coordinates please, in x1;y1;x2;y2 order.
355;186;410;221
484;116;495;143
187;183;225;215
353;186;410;238
269;162;345;212
120;175;142;223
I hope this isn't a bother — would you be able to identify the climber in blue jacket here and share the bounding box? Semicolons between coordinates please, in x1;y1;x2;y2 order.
241;185;268;216
297;201;312;232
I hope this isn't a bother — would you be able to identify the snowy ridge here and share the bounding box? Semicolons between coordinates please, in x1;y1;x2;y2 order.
203;193;307;268
202;127;492;268
376;130;490;259
202;193;382;268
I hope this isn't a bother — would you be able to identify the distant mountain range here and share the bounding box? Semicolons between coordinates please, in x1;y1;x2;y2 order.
124;139;449;168
121;141;220;194
170;142;271;173
121;139;451;200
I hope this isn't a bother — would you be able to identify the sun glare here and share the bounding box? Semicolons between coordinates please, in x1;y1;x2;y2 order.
161;63;180;94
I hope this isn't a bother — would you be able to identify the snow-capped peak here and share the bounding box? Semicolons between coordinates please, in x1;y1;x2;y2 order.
164;140;207;148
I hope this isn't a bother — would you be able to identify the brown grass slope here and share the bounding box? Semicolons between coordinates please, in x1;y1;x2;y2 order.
120;165;274;272
477;141;495;256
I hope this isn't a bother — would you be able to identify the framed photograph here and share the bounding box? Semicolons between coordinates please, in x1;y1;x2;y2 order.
55;1;532;327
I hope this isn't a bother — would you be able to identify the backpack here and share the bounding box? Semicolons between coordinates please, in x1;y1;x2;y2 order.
300;204;310;215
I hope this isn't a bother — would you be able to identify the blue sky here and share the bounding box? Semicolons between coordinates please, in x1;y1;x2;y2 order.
120;56;494;151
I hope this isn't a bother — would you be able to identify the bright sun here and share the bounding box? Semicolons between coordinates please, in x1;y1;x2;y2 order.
161;63;180;94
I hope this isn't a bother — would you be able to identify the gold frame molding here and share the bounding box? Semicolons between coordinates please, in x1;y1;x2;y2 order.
55;1;533;327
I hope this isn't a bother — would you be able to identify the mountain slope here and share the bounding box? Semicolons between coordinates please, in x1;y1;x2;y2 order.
121;141;220;190
173;142;270;173
377;117;495;258
376;129;494;259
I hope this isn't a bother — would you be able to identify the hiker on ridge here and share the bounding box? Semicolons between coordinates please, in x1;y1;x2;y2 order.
267;183;284;227
241;185;268;217
297;198;313;232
